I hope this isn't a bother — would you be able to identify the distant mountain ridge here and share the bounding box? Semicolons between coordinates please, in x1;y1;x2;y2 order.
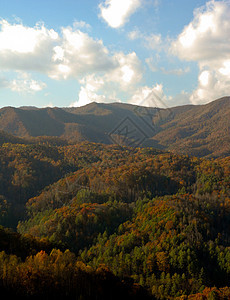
0;96;229;158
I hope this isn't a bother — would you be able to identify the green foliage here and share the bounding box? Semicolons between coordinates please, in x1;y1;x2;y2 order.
0;140;229;299
80;193;230;298
0;249;150;300
18;199;132;252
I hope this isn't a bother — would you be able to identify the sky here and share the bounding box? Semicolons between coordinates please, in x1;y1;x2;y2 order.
0;0;230;108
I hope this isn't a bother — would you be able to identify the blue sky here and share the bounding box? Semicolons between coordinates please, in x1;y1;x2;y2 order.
0;0;230;108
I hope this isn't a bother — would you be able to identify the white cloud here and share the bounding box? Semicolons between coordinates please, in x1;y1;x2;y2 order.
9;72;46;93
70;74;119;107
128;83;192;108
0;20;59;73
219;60;230;76
129;83;168;107
128;29;141;40
199;70;210;87
50;27;117;80
144;33;162;50
73;20;91;30
171;1;230;61
190;69;230;104
99;0;141;28
145;57;159;72
52;46;65;61
80;74;105;91
171;0;230;104
50;28;142;90
43;102;54;108
0;20;143;86
128;29;162;50
0;20;120;80
106;51;143;89
0;20;58;54
71;86;106;107
160;66;190;76
0;19;145;106
0;71;46;94
168;91;191;107
69;51;143;107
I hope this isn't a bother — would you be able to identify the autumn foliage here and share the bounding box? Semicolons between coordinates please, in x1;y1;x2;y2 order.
0;140;229;299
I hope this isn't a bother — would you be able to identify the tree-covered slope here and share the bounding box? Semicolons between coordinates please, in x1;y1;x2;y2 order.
0;138;229;299
0;96;229;158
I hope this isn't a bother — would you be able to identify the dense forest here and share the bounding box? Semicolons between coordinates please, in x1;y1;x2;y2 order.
0;134;229;299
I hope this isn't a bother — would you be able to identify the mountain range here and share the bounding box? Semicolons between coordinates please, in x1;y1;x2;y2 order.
0;96;229;157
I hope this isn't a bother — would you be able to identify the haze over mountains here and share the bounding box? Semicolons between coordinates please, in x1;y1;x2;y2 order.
0;96;229;158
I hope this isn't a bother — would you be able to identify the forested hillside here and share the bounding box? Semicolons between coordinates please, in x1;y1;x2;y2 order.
0;135;229;299
0;96;229;158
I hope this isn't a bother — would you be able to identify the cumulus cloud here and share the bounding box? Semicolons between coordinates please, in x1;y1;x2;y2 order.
70;50;143;107
0;20;58;54
66;46;143;107
50;26;117;79
128;83;168;107
70;74;119;107
76;74;106;106
190;69;230;104
171;1;230;62
10;79;46;93
99;0;141;28
0;71;46;94
71;86;107;107
9;72;47;93
0;19;127;81
106;52;142;89
128;83;192;108
0;20;59;73
171;0;230;104
0;19;144;102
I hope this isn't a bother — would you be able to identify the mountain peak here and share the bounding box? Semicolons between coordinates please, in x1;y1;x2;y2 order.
0;96;229;158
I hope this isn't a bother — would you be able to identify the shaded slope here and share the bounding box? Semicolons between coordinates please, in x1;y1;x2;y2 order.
0;130;26;145
155;96;230;157
0;97;229;157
